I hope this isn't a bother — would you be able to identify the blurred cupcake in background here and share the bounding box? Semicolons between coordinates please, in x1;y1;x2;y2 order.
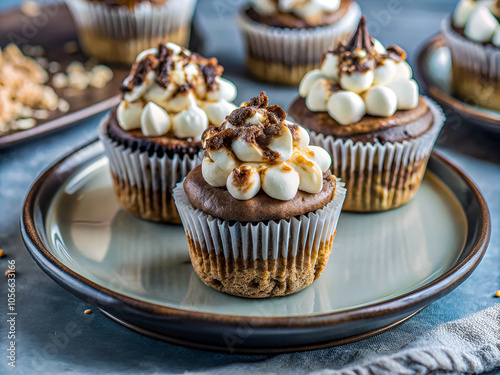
99;42;238;223
238;0;361;85
289;17;445;212
442;0;500;110
65;0;198;65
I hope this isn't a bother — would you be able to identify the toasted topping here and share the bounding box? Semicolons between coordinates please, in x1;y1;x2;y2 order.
250;0;341;24
201;92;332;201
299;16;419;125
116;43;238;140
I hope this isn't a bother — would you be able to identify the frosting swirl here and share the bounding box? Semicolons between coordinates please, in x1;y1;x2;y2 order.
250;0;341;23
117;43;238;140
298;16;419;125
452;0;500;45
201;92;332;201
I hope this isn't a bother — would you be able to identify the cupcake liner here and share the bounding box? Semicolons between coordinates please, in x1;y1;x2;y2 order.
238;2;362;84
308;97;445;212
65;0;197;64
442;16;500;109
442;16;500;80
173;178;346;298
98;114;202;223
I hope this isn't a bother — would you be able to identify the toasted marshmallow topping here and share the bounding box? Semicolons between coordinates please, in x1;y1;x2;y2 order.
201;92;332;201
453;0;500;45
298;16;419;125
250;0;341;23
116;43;238;140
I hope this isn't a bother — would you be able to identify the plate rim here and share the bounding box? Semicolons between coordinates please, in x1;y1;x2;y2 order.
416;33;500;129
21;138;491;330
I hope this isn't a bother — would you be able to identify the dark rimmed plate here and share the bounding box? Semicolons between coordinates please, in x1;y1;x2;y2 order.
417;34;500;134
21;139;490;354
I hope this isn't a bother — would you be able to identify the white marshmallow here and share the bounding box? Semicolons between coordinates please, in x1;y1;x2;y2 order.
116;100;143;131
299;69;326;98
204;100;238;126
305;146;331;172
166;42;183;55
251;0;277;15
465;6;499;42
387;79;419;110
306;79;331;112
135;48;158;62
292;0;341;20
261;163;300;201
293;124;310;149
393;61;413;81
340;70;375;94
363;86;398;117
268;125;294;162
208;148;238;172
374;59;396;85
232;138;265;162
162;92;192;113
172;100;208;140
123;71;156;102
144;82;177;107
207;77;237;102
140;102;171;136
372;38;387;54
202;155;229;187
493;26;500;46
327;91;366;125
226;166;261;200
320;54;340;81
453;0;478;27
288;152;323;194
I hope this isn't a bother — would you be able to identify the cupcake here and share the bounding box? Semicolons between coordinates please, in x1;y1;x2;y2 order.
65;0;198;65
289;17;445;212
173;92;346;298
238;0;361;85
99;42;238;223
442;0;500;110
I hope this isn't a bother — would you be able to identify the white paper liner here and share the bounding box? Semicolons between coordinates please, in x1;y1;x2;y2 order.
173;178;346;261
238;2;361;67
442;16;500;80
98;114;202;220
65;0;197;63
307;97;445;212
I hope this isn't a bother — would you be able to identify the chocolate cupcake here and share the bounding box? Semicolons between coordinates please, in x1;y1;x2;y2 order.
442;0;500;110
99;42;238;223
289;17;445;212
173;92;346;298
65;0;197;65
238;0;361;85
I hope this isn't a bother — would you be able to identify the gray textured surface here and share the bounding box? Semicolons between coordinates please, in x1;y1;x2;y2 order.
0;0;499;374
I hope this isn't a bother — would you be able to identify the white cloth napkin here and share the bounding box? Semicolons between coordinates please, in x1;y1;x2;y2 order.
191;304;500;375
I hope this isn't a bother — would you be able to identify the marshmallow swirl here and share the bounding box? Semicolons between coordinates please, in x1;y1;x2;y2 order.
116;43;238;140
201;92;332;201
452;0;500;45
298;16;420;125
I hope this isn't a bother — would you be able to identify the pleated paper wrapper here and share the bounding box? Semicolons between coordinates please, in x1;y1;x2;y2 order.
237;2;362;84
308;97;445;212
65;0;197;64
98;114;202;223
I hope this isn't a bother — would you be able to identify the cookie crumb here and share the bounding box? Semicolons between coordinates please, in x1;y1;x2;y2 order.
84;309;92;315
495;290;500;298
5;269;15;277
0;249;5;258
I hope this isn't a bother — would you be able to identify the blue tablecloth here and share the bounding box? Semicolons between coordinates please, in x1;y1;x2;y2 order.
0;0;499;374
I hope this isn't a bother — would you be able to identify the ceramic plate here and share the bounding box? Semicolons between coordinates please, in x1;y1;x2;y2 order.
417;34;500;134
21;140;490;354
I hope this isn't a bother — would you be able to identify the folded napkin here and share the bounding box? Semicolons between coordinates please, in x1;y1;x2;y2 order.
192;304;500;375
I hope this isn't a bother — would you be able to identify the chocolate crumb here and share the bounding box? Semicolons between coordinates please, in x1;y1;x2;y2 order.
248;91;269;107
386;45;407;62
